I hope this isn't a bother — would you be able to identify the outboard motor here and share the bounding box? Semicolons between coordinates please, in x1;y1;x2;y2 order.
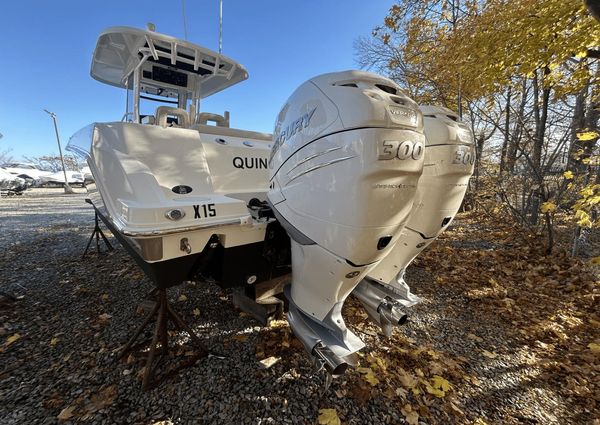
355;106;476;335
268;70;425;373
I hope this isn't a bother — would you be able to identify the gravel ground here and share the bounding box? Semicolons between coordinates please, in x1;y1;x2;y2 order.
0;189;597;424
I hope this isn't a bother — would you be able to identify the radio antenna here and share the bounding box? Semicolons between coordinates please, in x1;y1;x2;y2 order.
182;0;189;40
219;0;223;53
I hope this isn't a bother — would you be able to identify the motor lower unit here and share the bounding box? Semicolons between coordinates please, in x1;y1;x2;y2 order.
268;70;426;373
355;105;476;336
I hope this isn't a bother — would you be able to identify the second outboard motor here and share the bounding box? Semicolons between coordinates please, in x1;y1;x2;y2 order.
355;106;476;335
268;70;425;373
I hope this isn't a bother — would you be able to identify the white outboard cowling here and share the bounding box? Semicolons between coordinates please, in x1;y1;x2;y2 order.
268;70;425;373
354;105;475;336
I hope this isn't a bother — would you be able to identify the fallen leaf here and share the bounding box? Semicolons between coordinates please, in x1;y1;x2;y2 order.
101;294;109;301
98;313;112;321
193;308;201;317
88;385;117;412
50;337;60;346
465;375;482;386
349;379;372;405
426;349;439;359
425;383;445;398
482;350;497;359
395;387;408;398
432;375;452;392
449;402;464;415
400;404;419;425
177;294;188;302
317;408;341;425
57;405;75;420
5;333;21;346
259;356;280;369
397;369;418;388
357;367;379;386
425;375;452;398
269;319;288;329
467;333;484;342
588;343;600;354
233;334;248;342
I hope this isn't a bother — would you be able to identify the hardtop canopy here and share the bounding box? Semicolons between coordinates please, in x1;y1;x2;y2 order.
91;26;248;99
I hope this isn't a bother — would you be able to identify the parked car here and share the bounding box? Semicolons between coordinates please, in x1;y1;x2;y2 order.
40;171;85;187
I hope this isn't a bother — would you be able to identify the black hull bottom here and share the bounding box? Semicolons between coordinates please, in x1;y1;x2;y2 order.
90;200;291;290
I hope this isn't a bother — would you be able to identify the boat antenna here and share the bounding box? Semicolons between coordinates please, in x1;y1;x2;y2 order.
219;0;223;53
182;0;189;40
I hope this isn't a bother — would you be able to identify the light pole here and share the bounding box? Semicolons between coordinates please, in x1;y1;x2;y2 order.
43;109;74;194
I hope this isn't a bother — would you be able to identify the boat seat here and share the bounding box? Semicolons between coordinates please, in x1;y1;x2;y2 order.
155;106;190;128
192;123;272;141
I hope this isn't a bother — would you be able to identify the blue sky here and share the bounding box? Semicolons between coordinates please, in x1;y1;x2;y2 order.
0;0;392;160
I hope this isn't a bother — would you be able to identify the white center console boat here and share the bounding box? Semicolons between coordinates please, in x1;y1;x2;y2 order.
67;25;474;388
67;27;291;292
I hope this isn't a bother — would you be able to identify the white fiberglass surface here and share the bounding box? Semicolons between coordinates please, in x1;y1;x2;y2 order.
69;122;272;234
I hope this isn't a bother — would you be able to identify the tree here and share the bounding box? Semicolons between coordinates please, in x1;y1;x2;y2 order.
357;0;600;254
0;149;14;166
22;155;83;173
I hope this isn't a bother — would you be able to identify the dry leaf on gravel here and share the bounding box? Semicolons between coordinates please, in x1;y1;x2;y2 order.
425;375;452;398
317;408;341;425
400;404;419;425
398;369;418;388
57;405;75;421
4;333;20;346
467;333;484;342
481;350;497;359
357;367;379;386
177;294;188;302
87;384;117;413
233;334;248;342
259;356;280;369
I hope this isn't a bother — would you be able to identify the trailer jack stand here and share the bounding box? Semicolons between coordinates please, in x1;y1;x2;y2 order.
82;203;113;258
118;288;209;390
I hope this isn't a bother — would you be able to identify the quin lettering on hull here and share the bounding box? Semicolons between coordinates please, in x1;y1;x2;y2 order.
232;156;268;169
